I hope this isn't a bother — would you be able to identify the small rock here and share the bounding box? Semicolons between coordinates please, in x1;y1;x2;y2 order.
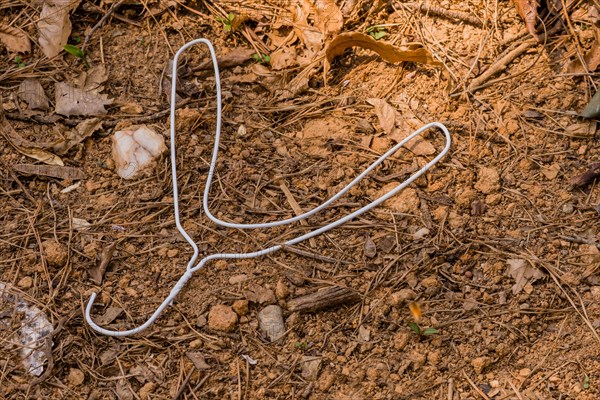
471;356;490;375
389;289;417;307
591;286;600;300
519;368;531;377
67;368;85;386
232;299;249;316
286;273;306;286
207;304;238;332
301;356;322;381
139;382;156;400
420;276;440;289
166;249;179;258
561;271;580;286
42;239;68;267
244;285;277;304
317;368;335;392
562;203;574;214
474;167;500;194
275;279;290;300
84;180;102;193
229;274;248;285
410;351;426;370
258;305;285;342
379;185;420;214
17;276;33;290
195;315;207;328
392;332;410;351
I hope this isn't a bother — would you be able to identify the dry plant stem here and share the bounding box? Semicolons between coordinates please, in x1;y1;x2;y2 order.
287;286;360;313
171;367;193;400
462;370;491;400
279;182;316;247
468;40;536;91
5;98;194;127
282;244;350;265
83;0;126;51
399;2;484;28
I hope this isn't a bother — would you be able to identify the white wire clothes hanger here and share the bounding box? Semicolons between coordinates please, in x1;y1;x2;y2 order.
85;38;452;337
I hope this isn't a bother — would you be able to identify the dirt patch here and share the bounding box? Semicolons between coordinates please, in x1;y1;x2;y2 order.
1;1;600;399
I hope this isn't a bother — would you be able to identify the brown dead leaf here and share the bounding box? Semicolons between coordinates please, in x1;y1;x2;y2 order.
508;259;545;295
13;164;86;180
18;79;50;111
566;31;600;73
0;23;31;53
95;307;123;326
0;113;64;166
270;46;298;71
193;47;255;71
314;0;343;35
53;118;102;154
326;32;441;65
512;0;539;39
367;98;396;134
186;352;211;371
363;234;377;258
37;0;81;58
89;242;117;285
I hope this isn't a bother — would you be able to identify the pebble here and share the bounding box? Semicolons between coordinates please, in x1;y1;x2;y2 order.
17;276;33;290
301;356;322;381
591;286;600;301
166;249;179;258
474;167;500;194
229;274;248;285
562;203;574;214
389;289;416;307
67;368;85;386
519;368;531;377
471;356;490;375
420;275;441;289
232;299;249;316
42;239;68;267
258;305;285;342
275;279;290;300
317;369;335;392
207;304;238;332
392;332;410;351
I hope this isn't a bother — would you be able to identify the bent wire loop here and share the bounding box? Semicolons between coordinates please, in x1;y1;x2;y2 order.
85;38;452;337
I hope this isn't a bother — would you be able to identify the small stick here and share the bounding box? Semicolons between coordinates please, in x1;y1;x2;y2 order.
462;370;491;400
279;182;316;247
282;244;350;265
83;0;126;50
399;2;485;28
468;40;536;91
171;368;194;400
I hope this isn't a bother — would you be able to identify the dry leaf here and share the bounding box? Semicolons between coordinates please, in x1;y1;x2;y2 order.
18;79;50;111
314;0;343;35
0;23;31;53
326;32;441;65
89;242;117;285
55;82;112;116
363;234;377;258
13;164;85;180
0;113;64;166
72;217;91;231
194;47;255;71
53;118;102;154
94;307;123;326
186;352;211;371
566;32;600;74
512;0;539;39
367;98;396;134
291;0;324;54
37;0;81;58
270;46;298;70
508;259;545;295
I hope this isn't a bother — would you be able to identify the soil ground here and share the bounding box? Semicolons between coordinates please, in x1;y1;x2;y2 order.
1;1;600;399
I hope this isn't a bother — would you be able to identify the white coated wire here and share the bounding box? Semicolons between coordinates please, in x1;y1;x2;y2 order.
85;38;452;337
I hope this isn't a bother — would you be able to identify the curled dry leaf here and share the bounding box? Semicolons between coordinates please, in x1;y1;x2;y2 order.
0;113;64;166
18;79;50;111
0;23;31;53
326;32;441;65
37;0;81;58
512;0;539;39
